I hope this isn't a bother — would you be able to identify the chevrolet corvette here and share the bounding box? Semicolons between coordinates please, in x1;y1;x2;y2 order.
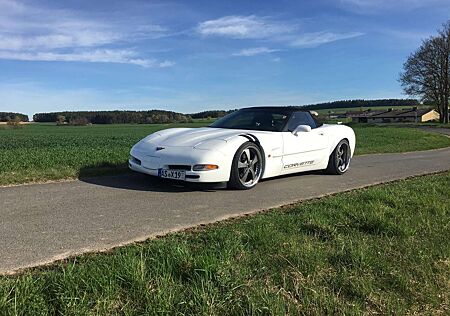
129;107;355;189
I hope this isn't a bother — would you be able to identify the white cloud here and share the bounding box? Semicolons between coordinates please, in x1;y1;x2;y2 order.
0;49;174;67
131;24;171;40
197;15;296;39
230;32;363;56
290;31;364;47
232;47;280;57
0;32;120;51
0;0;24;14
0;0;172;67
158;60;176;68
197;15;363;52
0;1;121;50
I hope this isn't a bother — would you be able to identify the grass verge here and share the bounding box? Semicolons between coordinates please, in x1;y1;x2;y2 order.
0;172;449;314
422;123;450;129
0;123;449;185
351;124;450;155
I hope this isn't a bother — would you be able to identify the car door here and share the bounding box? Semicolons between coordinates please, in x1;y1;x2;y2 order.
281;112;328;174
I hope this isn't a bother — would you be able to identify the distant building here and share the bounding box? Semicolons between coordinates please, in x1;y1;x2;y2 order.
348;107;440;123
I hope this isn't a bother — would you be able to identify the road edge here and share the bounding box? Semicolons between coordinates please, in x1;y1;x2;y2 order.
2;169;448;276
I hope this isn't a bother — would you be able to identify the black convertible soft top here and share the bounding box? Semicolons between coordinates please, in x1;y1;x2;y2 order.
210;106;322;131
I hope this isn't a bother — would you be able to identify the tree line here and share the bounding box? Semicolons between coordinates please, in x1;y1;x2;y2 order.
189;110;236;119
301;99;419;111
188;101;420;117
33;110;193;124
400;21;450;123
0;112;29;122
9;97;429;125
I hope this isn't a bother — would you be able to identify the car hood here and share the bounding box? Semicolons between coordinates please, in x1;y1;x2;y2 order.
145;127;269;147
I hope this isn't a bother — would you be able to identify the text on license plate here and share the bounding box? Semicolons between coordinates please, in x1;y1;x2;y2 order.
158;169;186;180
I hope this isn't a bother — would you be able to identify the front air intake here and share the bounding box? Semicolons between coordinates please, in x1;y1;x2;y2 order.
167;165;191;171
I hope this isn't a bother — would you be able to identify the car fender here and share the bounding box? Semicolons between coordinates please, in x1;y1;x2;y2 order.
221;132;284;179
324;125;356;157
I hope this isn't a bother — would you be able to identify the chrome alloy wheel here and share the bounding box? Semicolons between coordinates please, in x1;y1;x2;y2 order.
237;147;262;188
336;141;351;173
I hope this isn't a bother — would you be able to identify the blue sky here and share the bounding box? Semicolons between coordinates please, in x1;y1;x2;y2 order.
1;0;449;118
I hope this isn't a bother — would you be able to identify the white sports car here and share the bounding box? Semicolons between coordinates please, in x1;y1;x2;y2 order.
129;107;355;189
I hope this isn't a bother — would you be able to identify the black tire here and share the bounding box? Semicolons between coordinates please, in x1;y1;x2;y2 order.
326;139;351;175
228;142;263;190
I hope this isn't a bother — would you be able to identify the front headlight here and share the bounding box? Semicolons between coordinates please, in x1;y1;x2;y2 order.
193;164;219;171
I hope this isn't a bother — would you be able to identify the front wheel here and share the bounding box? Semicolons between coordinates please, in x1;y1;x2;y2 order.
326;139;351;175
228;142;263;190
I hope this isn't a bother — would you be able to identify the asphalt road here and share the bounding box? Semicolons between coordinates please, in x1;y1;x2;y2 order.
1;148;450;274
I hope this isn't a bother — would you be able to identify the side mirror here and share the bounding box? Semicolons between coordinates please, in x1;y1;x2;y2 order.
292;124;311;135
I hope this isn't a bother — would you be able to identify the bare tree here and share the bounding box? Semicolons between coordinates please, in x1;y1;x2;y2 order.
438;21;450;123
400;21;449;123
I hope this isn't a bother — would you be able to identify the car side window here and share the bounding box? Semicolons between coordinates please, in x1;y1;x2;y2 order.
286;112;317;131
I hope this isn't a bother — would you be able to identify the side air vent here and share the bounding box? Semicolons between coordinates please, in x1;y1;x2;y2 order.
130;156;141;165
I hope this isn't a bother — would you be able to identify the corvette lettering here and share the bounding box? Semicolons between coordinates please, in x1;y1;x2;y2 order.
283;160;314;169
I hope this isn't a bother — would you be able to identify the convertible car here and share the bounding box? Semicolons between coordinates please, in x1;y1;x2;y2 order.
129;107;355;189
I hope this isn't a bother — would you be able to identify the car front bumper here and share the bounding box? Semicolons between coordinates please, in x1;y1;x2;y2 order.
128;146;232;183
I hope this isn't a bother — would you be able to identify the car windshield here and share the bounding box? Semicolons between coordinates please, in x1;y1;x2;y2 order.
209;108;291;132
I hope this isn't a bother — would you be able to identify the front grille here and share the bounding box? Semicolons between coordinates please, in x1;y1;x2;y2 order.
167;165;191;171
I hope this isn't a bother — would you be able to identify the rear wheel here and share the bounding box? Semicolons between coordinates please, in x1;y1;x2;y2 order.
228;142;263;190
326;139;351;175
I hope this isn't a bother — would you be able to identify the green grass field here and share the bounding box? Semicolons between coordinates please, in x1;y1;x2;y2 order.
0;172;448;315
0;122;449;185
0;122;207;185
349;123;450;155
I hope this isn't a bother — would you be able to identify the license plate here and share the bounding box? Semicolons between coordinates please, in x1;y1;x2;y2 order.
158;169;186;180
